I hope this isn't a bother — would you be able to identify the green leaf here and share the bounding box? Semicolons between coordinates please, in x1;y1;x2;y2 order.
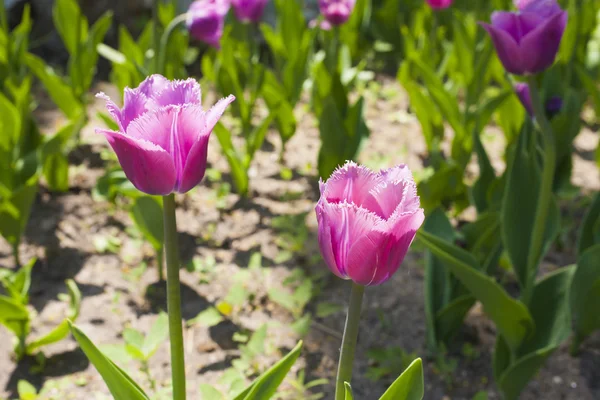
26;320;70;354
26;279;80;353
344;382;354;400
0;177;38;248
141;312;168;360
188;307;224;328
0;92;20;152
423;208;455;351
17;380;37;400
417;230;533;352
501;124;560;290
578;193;600;255
213;122;249;196
435;295;475;344
43;153;69;192
570;244;600;343
70;323;150;400
53;0;86;55
379;358;424;400
25;54;82;119
199;384;226;400
495;266;575;400
233;340;303;400
130;196;164;251
0;295;29;323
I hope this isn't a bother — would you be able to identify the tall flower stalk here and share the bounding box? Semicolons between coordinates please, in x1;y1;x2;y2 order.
162;193;186;399
315;162;424;398
97;76;234;400
335;282;364;400
522;76;556;304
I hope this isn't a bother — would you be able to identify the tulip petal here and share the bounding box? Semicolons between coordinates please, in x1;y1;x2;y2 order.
175;106;211;193
345;228;388;286
316;202;345;279
364;180;419;219
125;106;177;152
97;129;176;195
318;201;385;282
97;92;124;129
121;88;150;129
367;209;424;285
136;75;170;98
150;78;202;108
321;161;382;206
481;22;525;75
520;11;568;74
206;95;236;132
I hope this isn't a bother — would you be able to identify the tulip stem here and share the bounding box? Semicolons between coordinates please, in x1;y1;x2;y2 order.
153;0;161;74
162;194;186;400
335;282;365;400
523;76;556;305
157;14;189;75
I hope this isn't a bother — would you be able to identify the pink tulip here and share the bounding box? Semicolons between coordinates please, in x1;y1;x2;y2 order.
316;162;424;286
186;0;231;48
426;0;453;10
97;75;234;195
318;0;355;26
232;0;268;23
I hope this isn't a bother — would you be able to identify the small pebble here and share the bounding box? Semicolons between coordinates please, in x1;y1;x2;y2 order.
552;376;563;384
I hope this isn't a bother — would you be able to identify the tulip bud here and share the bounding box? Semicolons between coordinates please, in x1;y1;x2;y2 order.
318;0;356;26
232;0;268;23
97;75;235;195
316;162;424;286
480;0;568;75
514;82;563;118
186;0;231;48
426;0;453;10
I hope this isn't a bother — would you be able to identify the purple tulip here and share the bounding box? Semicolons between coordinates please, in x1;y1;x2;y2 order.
514;82;562;117
426;0;453;10
318;0;355;26
232;0;268;23
186;0;231;48
480;0;567;75
315;162;424;286
97;75;235;195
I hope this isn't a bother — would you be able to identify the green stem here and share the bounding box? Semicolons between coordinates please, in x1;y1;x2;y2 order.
157;247;165;282
162;194;186;400
157;14;188;75
153;0;161;74
13;243;21;269
335;282;365;400
569;333;583;356
522;75;556;305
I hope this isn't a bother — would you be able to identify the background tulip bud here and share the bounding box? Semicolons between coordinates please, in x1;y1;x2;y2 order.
97;75;235;196
186;0;231;48
480;0;568;75
426;0;453;10
232;0;268;23
316;162;424;286
514;82;563;118
318;0;356;26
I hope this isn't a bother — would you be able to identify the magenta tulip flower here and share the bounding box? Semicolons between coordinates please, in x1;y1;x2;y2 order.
316;162;424;286
186;0;231;48
232;0;268;23
480;0;567;75
97;75;234;195
426;0;452;10
514;82;562;117
318;0;355;26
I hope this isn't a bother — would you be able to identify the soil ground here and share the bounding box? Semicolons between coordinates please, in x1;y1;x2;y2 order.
1;77;599;400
